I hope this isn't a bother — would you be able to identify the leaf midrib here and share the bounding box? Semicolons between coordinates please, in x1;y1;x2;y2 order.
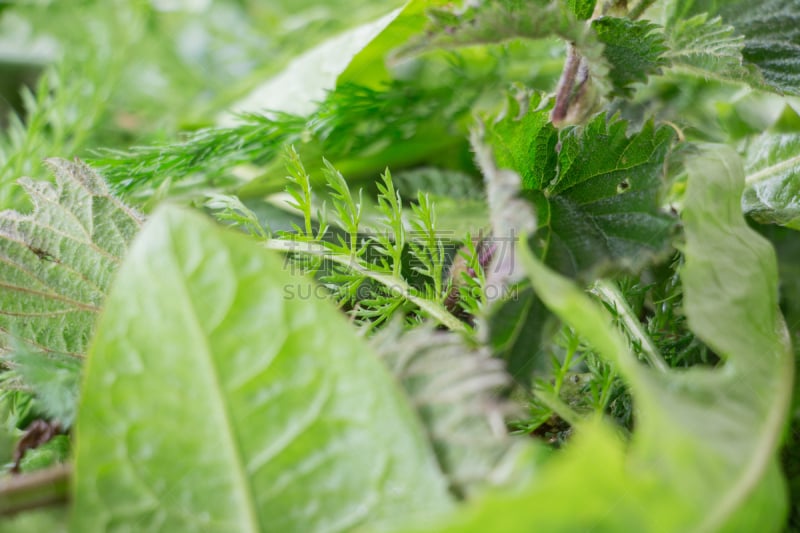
167;229;261;533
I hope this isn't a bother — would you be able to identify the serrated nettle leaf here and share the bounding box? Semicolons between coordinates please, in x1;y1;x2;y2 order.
566;0;597;19
398;0;612;109
0;159;142;358
592;17;670;98
486;94;677;278
371;325;527;499
722;0;800;95
665;13;750;82
0;159;141;427
72;206;452;532
404;144;793;532
672;0;800;94
742;132;800;229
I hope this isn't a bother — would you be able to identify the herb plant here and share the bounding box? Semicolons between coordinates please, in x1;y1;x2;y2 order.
1;0;799;531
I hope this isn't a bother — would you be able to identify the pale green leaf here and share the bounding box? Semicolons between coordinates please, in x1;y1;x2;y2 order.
743;132;800;229
401;145;793;532
72;206;452;532
338;0;450;88
372;325;527;499
666;14;750;81
0;159;142;358
223;7;405;120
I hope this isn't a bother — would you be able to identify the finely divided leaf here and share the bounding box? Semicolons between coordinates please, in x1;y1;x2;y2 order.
72;207;452;532
592;17;670;98
0;159;142;358
742;132;800;230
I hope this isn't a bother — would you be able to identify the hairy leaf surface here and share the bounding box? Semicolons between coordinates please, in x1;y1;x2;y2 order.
666;14;749;81
723;0;800;94
372;326;527;499
592;17;670;97
0;159;142;358
486;94;676;278
401;146;793;532
672;0;800;93
72;207;452;532
743;132;800;229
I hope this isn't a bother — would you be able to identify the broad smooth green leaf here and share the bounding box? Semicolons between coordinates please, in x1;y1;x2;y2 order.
486;93;676;278
592;17;670;98
72;206;452;532
338;0;449;88
224;6;405;119
401;145;792;532
742;132;800;229
0;159;142;358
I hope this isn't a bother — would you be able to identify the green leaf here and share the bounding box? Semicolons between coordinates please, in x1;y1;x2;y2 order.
226;6;407;118
486;94;676;278
672;0;800;94
338;0;450;88
372;325;527;499
742;132;800;229
0;159;142;359
665;14;750;82
566;0;596;19
72;206;452;532
722;0;800;95
592;17;670;98
404;144;793;532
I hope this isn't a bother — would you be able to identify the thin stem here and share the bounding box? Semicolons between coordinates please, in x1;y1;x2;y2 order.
263;239;468;333
628;0;657;19
0;464;70;516
533;385;584;427
551;45;582;125
591;280;669;372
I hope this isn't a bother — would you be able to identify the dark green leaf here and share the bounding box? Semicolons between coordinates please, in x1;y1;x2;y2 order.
592;17;670;98
487;94;676;278
671;0;800;94
722;0;800;94
72;206;452;532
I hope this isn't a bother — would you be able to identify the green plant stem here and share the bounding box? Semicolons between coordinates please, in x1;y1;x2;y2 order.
628;0;657;19
591;280;669;372
262;239;468;333
0;464;70;516
533;385;583;427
